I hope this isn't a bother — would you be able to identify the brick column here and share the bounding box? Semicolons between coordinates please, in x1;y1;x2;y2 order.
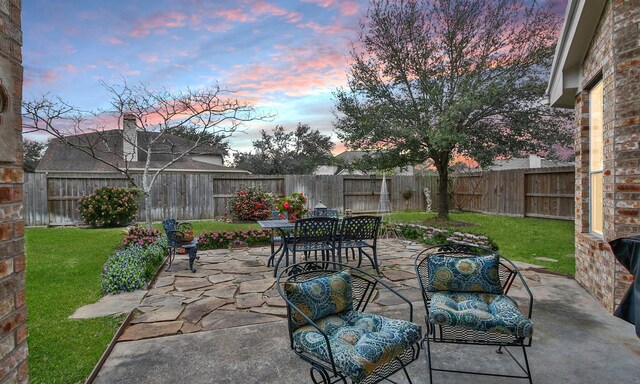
0;0;27;382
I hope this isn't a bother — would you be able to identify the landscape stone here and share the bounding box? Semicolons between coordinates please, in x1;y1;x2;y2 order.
154;276;175;288
238;279;275;294
174;278;212;292
146;286;173;296
235;293;264;309
181;297;228;324
140;295;184;308
119;321;183;341
200;309;281;331
265;296;286;308
207;274;235;284
70;290;147;319
132;306;184;323
174;271;209;278
180;321;202;334
382;269;416;282
249;306;287;317
203;285;237;299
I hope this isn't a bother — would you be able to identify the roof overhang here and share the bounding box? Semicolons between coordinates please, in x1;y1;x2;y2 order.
546;0;607;108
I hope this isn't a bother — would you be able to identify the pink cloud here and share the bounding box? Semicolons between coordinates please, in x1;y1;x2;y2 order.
105;36;124;45
214;7;254;22
138;53;159;64
304;0;360;15
43;69;58;82
251;0;303;23
296;21;353;35
129;12;187;37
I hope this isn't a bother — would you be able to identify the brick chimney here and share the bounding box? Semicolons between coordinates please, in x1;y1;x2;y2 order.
122;114;138;162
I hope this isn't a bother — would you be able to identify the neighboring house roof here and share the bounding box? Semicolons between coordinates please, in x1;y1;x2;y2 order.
485;156;574;171
36;130;249;174
546;0;607;107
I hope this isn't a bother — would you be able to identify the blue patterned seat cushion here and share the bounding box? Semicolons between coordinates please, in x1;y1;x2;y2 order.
427;254;503;294
429;292;533;338
284;270;353;330
292;311;422;383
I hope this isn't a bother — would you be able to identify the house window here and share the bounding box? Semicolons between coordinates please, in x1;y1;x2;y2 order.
589;80;603;235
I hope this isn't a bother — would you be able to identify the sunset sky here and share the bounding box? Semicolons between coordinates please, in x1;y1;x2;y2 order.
22;0;568;158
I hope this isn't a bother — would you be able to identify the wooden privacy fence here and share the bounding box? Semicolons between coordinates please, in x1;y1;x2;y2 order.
23;167;574;226
451;166;575;220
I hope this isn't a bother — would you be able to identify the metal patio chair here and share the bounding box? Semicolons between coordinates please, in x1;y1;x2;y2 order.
414;243;534;384
277;261;422;384
336;215;382;274
274;217;339;275
161;218;199;273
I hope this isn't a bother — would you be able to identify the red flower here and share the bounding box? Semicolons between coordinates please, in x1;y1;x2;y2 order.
283;202;290;209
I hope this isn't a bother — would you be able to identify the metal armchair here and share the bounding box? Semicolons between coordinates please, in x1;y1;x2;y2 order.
414;243;533;383
161;219;199;273
277;261;422;384
337;215;382;274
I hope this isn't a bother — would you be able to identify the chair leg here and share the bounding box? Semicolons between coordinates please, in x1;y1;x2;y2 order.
188;248;197;273
425;333;434;384
522;345;533;384
165;248;175;271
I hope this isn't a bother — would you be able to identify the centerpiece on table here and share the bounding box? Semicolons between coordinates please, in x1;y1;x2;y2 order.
276;192;309;222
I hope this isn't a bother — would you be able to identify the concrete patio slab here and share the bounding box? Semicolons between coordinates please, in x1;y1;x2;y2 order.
94;266;640;384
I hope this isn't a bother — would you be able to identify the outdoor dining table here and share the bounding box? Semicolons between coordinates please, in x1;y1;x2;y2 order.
257;219;295;276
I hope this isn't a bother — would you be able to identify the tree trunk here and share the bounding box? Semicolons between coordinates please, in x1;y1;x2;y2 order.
433;153;450;220
144;190;152;229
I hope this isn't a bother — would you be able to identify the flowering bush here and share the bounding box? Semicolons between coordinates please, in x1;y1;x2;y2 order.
198;228;272;249
121;226;162;248
275;192;308;220
78;187;141;227
228;186;274;221
396;223;498;250
102;236;167;294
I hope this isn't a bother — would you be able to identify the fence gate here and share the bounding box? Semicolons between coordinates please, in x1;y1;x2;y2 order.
342;176;391;213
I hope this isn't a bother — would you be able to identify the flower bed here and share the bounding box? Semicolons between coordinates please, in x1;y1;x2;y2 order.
395;223;498;250
102;234;168;294
198;228;272;250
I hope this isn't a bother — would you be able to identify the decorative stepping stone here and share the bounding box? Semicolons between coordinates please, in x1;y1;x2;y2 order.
382;269;416;282
154;276;175;288
180;321;202;334
202;285;238;299
119;321;184;341
131;306;184;324
250;305;287;317
174;278;212;292
235;293;264;309
181;297;228;323
201;309;281;331
140;295;184;308
207;274;234;284
238;279;275;294
146;286;173;296
174;271;209;278
265;296;286;308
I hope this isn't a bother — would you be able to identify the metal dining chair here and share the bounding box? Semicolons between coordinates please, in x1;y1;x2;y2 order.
336;215;382;274
274;217;339;275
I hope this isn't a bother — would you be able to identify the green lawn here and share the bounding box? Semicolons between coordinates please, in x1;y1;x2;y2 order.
25;221;259;384
389;212;576;275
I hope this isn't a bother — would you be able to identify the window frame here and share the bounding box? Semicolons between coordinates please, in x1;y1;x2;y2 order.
588;79;604;236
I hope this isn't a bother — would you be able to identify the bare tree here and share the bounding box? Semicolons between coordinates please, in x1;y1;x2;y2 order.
334;0;573;219
23;80;273;227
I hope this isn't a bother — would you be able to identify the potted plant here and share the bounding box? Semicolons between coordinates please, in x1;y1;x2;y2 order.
276;192;309;222
177;222;195;244
402;188;415;200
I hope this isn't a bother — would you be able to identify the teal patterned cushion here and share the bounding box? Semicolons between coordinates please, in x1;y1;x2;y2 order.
429;292;533;338
427;254;503;294
284;270;353;330
292;311;422;383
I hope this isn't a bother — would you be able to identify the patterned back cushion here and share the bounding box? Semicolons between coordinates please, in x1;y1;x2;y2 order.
284;270;353;330
426;254;503;294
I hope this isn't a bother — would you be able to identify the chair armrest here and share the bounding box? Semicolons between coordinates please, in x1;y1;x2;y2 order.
501;257;534;319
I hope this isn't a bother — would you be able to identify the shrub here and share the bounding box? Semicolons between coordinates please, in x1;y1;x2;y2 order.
228;186;273;221
198;228;272;250
121;226;162;248
102;237;168;294
275;192;308;220
396;223;498;251
78;187;141;227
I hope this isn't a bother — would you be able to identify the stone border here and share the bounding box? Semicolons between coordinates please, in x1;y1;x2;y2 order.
84;310;136;384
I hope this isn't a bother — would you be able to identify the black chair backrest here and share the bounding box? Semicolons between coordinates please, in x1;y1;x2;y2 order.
162;219;182;247
292;217;338;244
339;215;381;242
309;209;339;218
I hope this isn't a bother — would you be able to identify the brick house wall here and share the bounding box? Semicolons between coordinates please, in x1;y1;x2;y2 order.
0;0;27;382
574;0;638;312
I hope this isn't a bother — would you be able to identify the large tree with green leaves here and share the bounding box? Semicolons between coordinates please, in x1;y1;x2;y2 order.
22;138;45;173
234;123;334;174
334;0;572;219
